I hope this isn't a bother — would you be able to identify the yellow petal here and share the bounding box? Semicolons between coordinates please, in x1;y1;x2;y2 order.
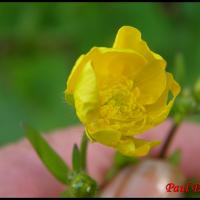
113;26;142;50
135;60;167;105
112;26;167;104
65;54;85;95
117;137;160;157
88;129;121;147
91;47;147;86
65;47;100;95
146;72;181;125
113;26;166;68
73;61;99;123
133;138;160;156
116;137;136;156
121;72;180;135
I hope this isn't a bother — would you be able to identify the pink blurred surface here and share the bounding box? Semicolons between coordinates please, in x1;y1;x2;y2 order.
0;126;114;197
143;119;200;178
101;159;185;197
0;119;200;197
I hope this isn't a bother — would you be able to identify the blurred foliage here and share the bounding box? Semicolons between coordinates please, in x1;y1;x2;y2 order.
1;3;200;145
184;178;200;198
167;149;181;167
105;151;139;182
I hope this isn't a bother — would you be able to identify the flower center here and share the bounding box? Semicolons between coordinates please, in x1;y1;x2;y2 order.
98;77;146;131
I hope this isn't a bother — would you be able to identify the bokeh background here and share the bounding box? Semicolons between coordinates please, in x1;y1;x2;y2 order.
0;2;200;146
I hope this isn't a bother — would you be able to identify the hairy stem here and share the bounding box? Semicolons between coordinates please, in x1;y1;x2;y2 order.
159;122;180;159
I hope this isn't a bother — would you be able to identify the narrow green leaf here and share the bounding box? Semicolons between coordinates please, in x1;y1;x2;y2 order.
168;149;181;166
72;144;81;172
23;123;70;184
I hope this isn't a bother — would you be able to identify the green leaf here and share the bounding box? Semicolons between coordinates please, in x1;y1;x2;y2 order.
167;149;181;166
72;144;81;172
23;123;70;184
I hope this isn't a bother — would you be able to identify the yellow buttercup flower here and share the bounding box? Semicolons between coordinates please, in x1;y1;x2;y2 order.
65;26;181;157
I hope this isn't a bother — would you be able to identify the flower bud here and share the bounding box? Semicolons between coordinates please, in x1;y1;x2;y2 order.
70;172;98;198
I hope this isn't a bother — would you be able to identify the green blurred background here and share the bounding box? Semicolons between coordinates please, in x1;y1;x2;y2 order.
0;2;200;146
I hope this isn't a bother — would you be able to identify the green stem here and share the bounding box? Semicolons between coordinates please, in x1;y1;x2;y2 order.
80;131;88;172
63;132;97;198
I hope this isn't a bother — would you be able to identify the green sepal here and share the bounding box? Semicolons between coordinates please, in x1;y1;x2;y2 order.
72;144;81;172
